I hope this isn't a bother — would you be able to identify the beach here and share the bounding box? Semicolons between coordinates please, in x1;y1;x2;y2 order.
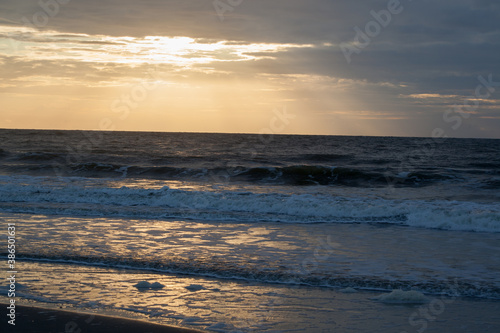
1;303;205;333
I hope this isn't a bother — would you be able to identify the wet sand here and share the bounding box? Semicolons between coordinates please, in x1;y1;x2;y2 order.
1;303;205;333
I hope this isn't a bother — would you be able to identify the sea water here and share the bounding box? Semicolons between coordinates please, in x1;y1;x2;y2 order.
0;129;499;332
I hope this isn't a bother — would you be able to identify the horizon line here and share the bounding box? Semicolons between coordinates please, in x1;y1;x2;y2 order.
1;127;499;140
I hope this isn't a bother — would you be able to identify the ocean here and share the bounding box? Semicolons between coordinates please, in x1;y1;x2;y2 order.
1;129;500;332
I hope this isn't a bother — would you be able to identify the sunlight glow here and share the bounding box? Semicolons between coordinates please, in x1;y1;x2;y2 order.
0;27;313;67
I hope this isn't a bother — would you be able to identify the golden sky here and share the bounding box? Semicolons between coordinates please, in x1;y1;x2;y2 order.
1;0;499;138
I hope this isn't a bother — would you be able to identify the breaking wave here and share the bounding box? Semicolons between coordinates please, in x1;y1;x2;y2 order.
0;177;498;232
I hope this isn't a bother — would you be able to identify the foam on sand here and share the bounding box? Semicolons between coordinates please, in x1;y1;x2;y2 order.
134;281;165;290
185;284;204;292
134;281;151;289
373;289;428;304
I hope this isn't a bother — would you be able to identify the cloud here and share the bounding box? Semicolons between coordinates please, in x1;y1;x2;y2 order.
0;0;499;137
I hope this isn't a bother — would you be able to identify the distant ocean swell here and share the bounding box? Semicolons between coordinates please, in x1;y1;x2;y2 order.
10;255;500;300
0;180;499;232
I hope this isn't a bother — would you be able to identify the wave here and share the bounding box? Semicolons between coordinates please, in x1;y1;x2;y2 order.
1;157;458;187
0;178;499;232
240;165;385;186
11;255;500;300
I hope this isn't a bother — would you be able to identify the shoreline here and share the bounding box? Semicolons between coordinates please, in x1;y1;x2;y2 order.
1;303;206;333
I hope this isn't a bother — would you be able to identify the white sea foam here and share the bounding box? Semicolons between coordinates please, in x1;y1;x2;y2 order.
185;284;204;291
0;175;499;232
373;290;428;304
134;281;151;289
133;281;165;289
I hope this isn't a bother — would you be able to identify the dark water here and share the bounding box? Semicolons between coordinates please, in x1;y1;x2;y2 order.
1;129;499;189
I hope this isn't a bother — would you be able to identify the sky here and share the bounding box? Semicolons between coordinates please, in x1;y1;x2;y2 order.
0;0;499;138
